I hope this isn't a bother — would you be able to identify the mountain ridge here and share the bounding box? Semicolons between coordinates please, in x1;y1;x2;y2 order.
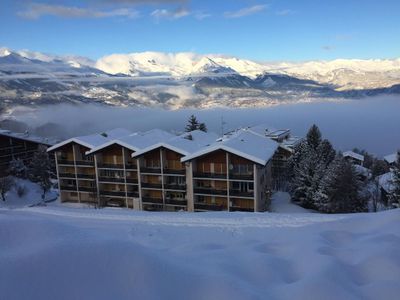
1;47;400;111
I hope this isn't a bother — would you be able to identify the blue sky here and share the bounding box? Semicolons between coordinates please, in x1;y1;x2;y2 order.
1;0;399;61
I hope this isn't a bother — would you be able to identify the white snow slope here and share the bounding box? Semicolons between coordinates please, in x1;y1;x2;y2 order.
0;203;399;300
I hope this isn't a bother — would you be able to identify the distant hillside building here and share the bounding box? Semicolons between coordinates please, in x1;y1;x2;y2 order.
343;151;364;166
0;129;55;176
48;126;299;212
384;152;399;168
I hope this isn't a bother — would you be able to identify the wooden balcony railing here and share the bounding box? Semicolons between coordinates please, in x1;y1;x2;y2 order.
163;168;185;175
194;203;225;211
141;182;162;189
140;167;162;174
58;159;74;165
59;173;75;179
97;163;124;169
165;199;187;206
98;177;125;183
99;190;126;197
142;197;163;204
228;173;254;180
193;172;227;179
164;184;186;191
229;190;254;198
194;188;227;196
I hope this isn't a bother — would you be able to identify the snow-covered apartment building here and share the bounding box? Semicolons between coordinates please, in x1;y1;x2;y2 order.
48;126;301;212
0;129;54;176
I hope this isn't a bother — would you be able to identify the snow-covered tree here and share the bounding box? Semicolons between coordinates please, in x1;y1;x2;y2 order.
314;157;367;213
29;146;52;202
0;176;14;202
185;115;207;132
8;158;27;178
289;125;330;209
389;152;400;207
306;124;322;150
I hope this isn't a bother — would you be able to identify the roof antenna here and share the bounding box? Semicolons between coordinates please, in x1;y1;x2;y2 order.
220;115;226;137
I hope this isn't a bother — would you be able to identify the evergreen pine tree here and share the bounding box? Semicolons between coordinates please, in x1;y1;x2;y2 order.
0;176;14;201
306;124;322;150
8;158;27;178
185;115;199;132
389;152;400;207
198;122;207;132
316;157;367;213
29;146;52;202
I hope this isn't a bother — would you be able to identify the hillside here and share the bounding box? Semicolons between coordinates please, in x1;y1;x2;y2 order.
0;200;399;300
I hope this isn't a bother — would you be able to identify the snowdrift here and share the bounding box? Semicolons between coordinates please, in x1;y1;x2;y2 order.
0;206;399;300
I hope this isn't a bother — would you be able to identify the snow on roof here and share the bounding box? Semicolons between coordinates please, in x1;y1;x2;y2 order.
378;172;395;193
131;130;219;158
47;128;131;152
0;129;56;146
86;128;175;155
248;124;290;139
181;129;279;165
343;151;364;162
100;128;132;139
384;153;399;164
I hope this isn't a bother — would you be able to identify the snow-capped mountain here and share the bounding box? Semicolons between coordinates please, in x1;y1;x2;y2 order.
1;47;400;111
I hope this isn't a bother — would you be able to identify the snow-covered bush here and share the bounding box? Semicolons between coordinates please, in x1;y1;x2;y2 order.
16;184;27;198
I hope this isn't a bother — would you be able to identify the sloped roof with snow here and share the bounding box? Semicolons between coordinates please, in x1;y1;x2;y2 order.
47;128;131;152
131;130;218;158
86;128;175;154
181;129;279;165
384;153;399;164
343;151;364;162
0;129;56;146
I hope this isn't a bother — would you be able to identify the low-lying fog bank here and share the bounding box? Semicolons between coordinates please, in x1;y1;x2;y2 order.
2;96;400;157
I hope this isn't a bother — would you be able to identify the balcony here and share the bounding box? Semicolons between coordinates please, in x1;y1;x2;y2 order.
126;178;138;184
57;159;74;166
125;163;137;170
59;173;75;179
142;197;163;204
194;203;225;211
229;173;254;181
127;191;139;198
164;184;186;191
59;185;77;192
193;172;227;179
97;163;124;169
78;186;97;193
163;168;185;175
141;182;162;189
77;173;95;180
165;199;187;206
194;188;227;196
140;167;162;174
229;190;254;198
99;190;126;197
98;177;125;183
75;160;94;166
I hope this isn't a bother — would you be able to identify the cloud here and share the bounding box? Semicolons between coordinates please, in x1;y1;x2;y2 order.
194;11;211;20
99;0;188;3
150;7;190;20
276;9;295;16
18;3;139;20
322;45;335;51
224;4;267;18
